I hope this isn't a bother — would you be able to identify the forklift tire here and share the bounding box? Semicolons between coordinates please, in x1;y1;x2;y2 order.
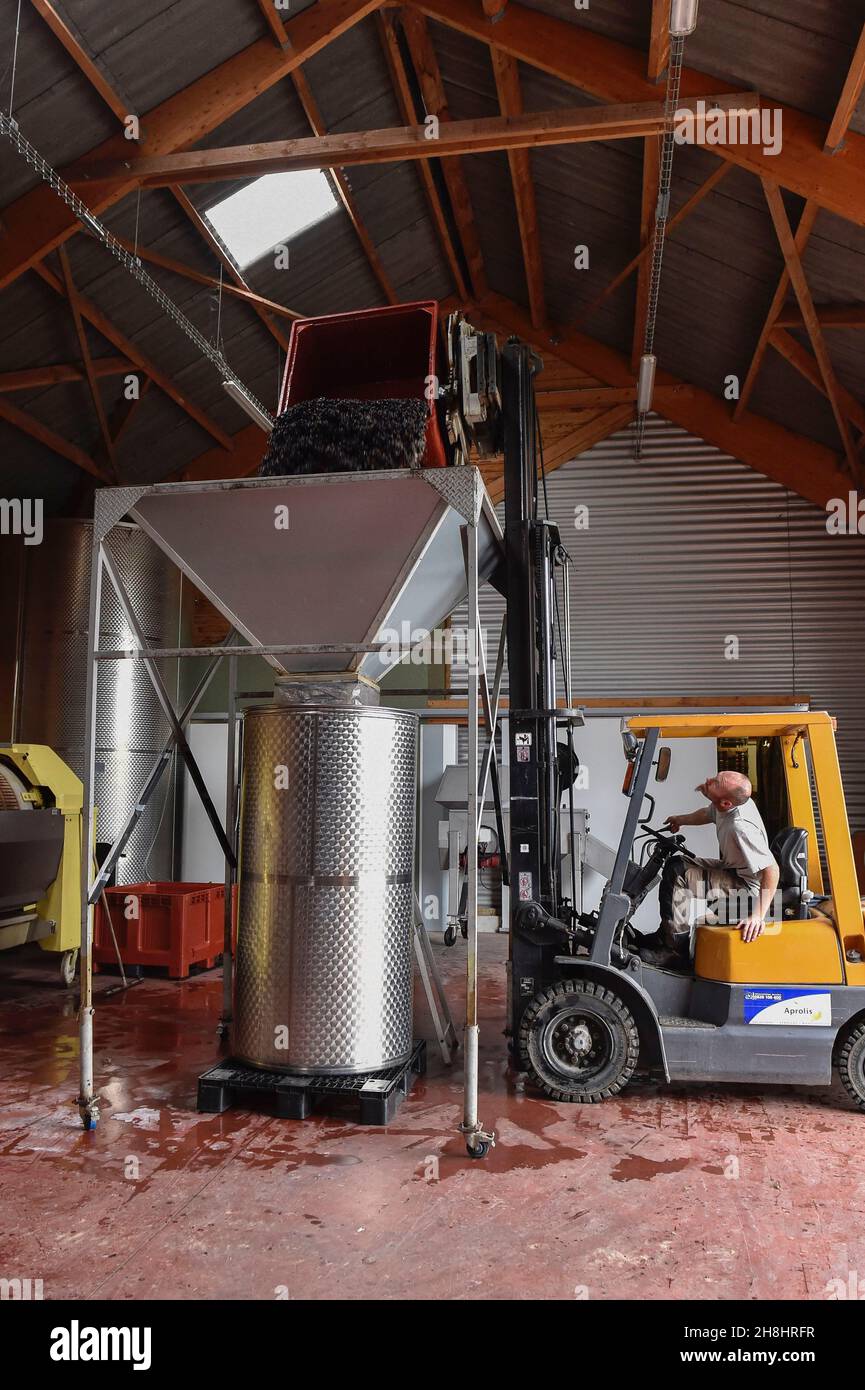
837;1022;865;1111
518;979;640;1103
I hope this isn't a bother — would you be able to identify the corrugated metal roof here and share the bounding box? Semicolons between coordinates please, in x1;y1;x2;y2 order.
0;2;862;494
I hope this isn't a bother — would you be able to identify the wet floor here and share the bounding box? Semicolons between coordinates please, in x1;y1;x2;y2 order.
1;936;863;1301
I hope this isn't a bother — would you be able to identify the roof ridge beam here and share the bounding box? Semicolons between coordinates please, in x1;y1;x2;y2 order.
410;0;865;227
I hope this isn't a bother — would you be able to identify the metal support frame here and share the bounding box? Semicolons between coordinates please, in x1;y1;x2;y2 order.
459;493;497;1158
76;473;498;1132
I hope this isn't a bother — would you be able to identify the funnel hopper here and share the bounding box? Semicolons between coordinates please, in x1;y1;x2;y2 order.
128;467;503;679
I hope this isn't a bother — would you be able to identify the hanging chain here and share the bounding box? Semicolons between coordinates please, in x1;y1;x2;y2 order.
0;112;274;425
634;33;686;459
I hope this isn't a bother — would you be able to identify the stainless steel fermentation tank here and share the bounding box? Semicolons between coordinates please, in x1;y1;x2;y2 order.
233;702;418;1073
16;520;181;883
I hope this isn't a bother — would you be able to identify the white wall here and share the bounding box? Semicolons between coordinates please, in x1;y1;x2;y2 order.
180;720;234;884
567;715;719;932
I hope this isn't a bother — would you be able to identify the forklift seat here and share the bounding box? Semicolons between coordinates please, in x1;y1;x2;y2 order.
770;826;809;920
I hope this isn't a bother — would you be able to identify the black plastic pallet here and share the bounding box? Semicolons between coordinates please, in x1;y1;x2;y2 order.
197;1042;426;1125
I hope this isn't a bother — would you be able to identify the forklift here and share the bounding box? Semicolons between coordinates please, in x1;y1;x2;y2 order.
448;317;865;1144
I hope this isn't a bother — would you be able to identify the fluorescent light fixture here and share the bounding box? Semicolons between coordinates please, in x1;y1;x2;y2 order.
223;379;274;432
636;354;657;414
670;0;699;36
205;170;338;269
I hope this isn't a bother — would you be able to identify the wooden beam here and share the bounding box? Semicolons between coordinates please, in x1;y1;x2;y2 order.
289;66;398;303
770;329;865;441
733;199;819;421
761;178;859;474
58;246;118;476
399;7;488;298
490;47;545;328
110;377;153;449
648;0;671;84
0;358;133;391
34;261;234;452
536;384;693;409
0;0;383;291
776;303;865;330
78;93;758;187
255;0;292;48
170;189;290;352
579;160;730;323
412;0;865;227
376;8;468;299
480;291;853;510
181;423;269;482
112;233;303;321
825;21;865;154
0;396;107;479
30;0;129;124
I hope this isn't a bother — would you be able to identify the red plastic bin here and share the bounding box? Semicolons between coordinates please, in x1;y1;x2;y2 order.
277;300;448;468
93;882;232;979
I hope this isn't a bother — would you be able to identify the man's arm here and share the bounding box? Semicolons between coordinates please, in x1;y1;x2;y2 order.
739;862;780;943
665;808;713;832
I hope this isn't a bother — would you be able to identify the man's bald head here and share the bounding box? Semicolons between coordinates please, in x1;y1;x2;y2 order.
696;770;752;810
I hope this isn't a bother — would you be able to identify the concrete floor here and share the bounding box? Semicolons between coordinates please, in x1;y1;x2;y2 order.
1;935;864;1302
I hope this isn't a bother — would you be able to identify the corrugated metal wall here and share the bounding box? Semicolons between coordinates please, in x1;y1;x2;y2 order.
451;414;865;833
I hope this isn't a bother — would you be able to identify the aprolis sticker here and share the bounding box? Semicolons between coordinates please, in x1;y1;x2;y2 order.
744;989;831;1026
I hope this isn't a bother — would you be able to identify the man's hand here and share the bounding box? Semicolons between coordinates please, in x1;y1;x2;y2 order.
664;815;682;833
739;915;765;944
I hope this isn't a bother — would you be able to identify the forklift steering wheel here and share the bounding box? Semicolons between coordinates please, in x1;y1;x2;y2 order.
640;825;700;864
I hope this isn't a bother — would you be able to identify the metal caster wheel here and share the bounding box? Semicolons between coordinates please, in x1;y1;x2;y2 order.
467;1139;491;1160
60;948;79;988
443;925;458;947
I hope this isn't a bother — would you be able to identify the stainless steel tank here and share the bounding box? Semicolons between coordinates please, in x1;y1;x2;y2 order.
16;520;181;883
233;703;418;1074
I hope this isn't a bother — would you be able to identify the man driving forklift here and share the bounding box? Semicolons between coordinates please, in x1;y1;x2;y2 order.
639;770;780;969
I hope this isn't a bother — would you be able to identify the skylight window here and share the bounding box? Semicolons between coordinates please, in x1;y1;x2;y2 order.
204;169;339;270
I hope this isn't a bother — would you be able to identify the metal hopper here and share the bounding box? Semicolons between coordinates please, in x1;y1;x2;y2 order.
127;467;503;678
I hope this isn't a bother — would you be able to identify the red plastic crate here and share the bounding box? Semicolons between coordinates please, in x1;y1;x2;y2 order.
93;882;232;979
278;300;448;468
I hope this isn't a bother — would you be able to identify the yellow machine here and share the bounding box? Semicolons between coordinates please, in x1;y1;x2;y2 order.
0;744;83;986
517;711;865;1110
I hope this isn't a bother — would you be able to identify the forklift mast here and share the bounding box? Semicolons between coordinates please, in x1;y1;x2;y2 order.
501;338;573;1039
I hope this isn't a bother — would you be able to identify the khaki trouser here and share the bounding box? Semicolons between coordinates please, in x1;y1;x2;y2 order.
660;857;756;953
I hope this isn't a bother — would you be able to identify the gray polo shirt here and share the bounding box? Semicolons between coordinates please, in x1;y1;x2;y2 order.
706;799;776;893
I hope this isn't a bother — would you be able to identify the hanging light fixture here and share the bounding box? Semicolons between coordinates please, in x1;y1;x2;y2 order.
633;0;700;457
670;0;700;37
223;379;275;433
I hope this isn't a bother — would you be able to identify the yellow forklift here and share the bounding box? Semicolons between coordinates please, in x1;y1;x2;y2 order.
514;712;865;1111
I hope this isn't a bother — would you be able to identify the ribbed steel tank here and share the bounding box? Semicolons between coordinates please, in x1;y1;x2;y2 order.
16;520;181;883
233;703;418;1074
